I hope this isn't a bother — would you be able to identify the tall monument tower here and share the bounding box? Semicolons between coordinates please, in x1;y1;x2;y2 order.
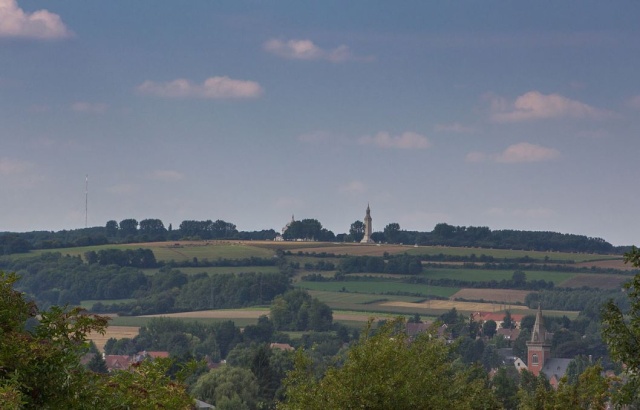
361;204;374;243
526;304;551;376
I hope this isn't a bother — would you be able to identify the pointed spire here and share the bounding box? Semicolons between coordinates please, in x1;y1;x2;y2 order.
531;303;546;343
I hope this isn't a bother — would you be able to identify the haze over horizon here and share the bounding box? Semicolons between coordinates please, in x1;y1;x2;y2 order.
1;1;639;246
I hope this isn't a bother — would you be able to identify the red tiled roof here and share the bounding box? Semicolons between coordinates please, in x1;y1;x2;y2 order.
105;355;131;371
270;343;294;351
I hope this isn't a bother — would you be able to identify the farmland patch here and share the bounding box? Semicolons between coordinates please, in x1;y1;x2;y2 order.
296;280;458;298
559;274;631;289
422;268;574;284
451;288;531;304
382;300;578;318
89;325;139;352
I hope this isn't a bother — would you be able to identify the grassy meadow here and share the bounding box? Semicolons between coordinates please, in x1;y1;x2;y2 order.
17;239;623;328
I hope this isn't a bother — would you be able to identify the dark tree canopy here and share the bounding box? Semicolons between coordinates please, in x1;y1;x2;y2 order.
601;246;640;406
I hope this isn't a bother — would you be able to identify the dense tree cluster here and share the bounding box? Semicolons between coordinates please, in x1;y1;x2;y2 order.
270;289;333;331
601;246;640;406
0;272;194;409
1;215;626;256
338;254;423;275
366;222;618;254
282;219;335;242
0;234;31;254
84;248;157;268
278;318;501;410
526;289;629;319
0;252;291;315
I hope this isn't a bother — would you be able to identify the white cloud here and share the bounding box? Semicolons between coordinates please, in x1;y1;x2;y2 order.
339;180;367;195
497;142;560;163
0;0;72;39
434;122;474;133
358;131;431;150
489;91;613;123
628;95;640;110
0;157;32;175
136;76;263;99
466;142;560;164
149;170;184;182
71;102;108;114
264;38;368;63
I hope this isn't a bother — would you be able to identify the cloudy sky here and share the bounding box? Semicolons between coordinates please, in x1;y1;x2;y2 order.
1;1;640;245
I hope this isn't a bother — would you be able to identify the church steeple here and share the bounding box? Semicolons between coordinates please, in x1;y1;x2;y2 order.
526;304;551;376
531;304;547;343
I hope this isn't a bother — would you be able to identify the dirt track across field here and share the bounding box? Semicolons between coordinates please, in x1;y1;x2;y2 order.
450;289;531;304
141;309;387;322
382;299;524;313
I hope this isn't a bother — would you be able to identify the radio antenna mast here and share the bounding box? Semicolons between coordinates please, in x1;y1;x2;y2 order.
85;174;88;228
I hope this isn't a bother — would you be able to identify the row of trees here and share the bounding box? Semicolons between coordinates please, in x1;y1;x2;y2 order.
344;221;618;253
1;216;623;255
0;252;292;315
337;254;423;275
0;272;194;408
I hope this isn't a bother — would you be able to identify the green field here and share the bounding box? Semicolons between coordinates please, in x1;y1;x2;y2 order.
141;266;281;276
109;316;260;327
28;242;275;262
401;246;616;263
421;268;575;284
305;289;426;304
297;280;458;298
17;240;620;266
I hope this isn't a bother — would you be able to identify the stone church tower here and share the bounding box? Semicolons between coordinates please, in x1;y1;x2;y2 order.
526;305;551;376
360;204;374;243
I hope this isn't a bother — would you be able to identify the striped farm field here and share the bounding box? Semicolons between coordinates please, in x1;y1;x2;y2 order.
141;308;271;319
89;325;139;352
296;280;459;298
274;243;612;263
305;290;425;305
422;268;574;284
31;241;275;262
450;288;531;304
137;308;393;324
382;300;579;318
559;273;631;289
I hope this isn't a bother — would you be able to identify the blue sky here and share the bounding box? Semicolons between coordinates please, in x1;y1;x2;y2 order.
1;1;639;245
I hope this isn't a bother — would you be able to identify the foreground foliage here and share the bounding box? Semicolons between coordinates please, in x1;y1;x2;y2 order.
277;317;501;410
0;271;194;409
601;246;640;407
